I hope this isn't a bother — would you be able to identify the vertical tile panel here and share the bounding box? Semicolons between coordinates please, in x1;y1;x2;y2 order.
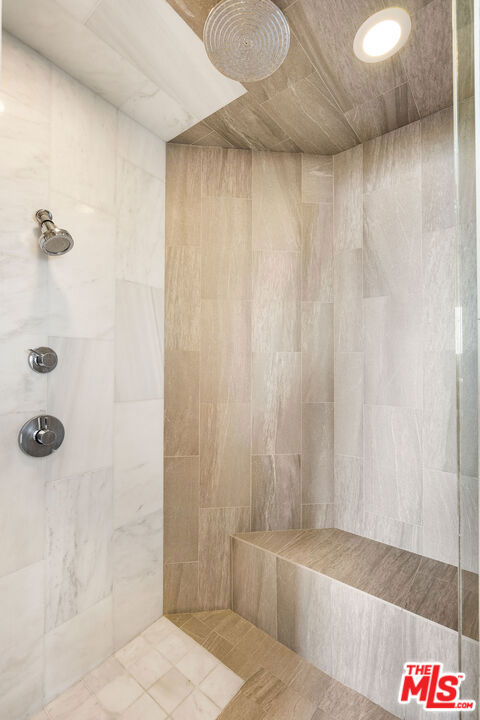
334;248;363;353
112;511;163;649
252;249;301;352
301;203;333;302
334;353;363;458
421;107;454;232
252;353;301;454
423;469;458;566
163;562;201;614
198;507;250;610
301;155;333;204
335;455;364;535
252;152;301;250
301;503;335;529
302;403;334;504
165;246;201;351
301;301;334;403
115;280;164;401
251;454;301;531
333;145;363;252
46;469;113;632
201;147;252;198
423;351;457;473
164;349;199;457
166;144;202;246
164;457;199;564
200;402;251;507
277;558;332;674
200;299;251;403
232;539;277;637
364;406;422;527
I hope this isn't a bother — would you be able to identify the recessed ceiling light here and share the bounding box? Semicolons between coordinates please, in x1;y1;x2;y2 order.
353;7;411;63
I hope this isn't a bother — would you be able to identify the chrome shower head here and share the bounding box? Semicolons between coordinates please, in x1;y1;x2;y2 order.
35;209;74;256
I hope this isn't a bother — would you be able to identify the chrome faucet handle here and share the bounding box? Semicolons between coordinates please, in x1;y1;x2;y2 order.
35;416;57;446
28;347;58;373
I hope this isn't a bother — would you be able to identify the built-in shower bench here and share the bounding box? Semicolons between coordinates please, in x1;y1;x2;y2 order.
231;528;479;718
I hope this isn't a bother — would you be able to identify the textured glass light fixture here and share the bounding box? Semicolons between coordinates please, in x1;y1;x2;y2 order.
203;0;290;83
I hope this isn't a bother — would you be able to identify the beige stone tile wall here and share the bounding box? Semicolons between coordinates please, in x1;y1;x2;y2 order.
164;145;334;611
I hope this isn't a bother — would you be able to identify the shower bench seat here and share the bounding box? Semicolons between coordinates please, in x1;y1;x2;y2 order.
231;528;479;718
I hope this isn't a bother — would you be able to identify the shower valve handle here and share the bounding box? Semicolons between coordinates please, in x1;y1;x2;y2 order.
28;347;58;373
35;417;57;446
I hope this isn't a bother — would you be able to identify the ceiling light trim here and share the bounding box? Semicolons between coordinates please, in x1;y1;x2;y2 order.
353;7;411;64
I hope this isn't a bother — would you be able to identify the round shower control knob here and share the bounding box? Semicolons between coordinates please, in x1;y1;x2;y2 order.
28;347;58;373
36;427;57;445
18;415;65;457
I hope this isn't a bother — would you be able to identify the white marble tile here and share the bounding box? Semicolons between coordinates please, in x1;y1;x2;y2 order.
116;636;171;689
3;0;157;109
87;0;245;130
172;689;220;720
0;34;50;233
117;112;166;180
47;337;114;480
200;664;243;709
120;693;167;720
0;336;48;414
176;646;218;686
96;674;143;713
84;656;125;695
45;595;113;701
114;400;163;529
112;511;163;649
116;158;165;287
0;412;46;577
50;65;116;213
54;696;110;720
149;625;197;665
46;468;112;631
0;562;44;718
45;681;92;720
0;562;44;651
423;468;458;566
47;191;115;340
0;233;48;342
115;280;164;402
142;617;177;647
120;86;198;143
55;0;101;23
364;405;422;526
0;636;44;720
148;667;194;715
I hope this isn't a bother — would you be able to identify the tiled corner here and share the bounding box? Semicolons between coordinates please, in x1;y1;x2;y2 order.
33;616;244;720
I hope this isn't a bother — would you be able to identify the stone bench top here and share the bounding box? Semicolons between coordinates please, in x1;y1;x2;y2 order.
233;528;479;642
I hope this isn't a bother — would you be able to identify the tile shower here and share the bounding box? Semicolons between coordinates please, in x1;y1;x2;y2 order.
0;0;479;716
0;33;165;717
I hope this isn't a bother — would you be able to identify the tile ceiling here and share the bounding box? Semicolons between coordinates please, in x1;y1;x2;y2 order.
169;0;454;153
1;0;246;141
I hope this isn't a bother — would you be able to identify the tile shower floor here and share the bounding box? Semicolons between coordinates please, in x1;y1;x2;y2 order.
32;610;396;720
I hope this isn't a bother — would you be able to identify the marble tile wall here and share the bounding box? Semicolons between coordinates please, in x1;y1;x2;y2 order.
164;145;334;612
0;32;165;719
333;108;479;571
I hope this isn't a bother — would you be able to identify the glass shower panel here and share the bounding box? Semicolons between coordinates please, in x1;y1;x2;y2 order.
453;0;479;704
